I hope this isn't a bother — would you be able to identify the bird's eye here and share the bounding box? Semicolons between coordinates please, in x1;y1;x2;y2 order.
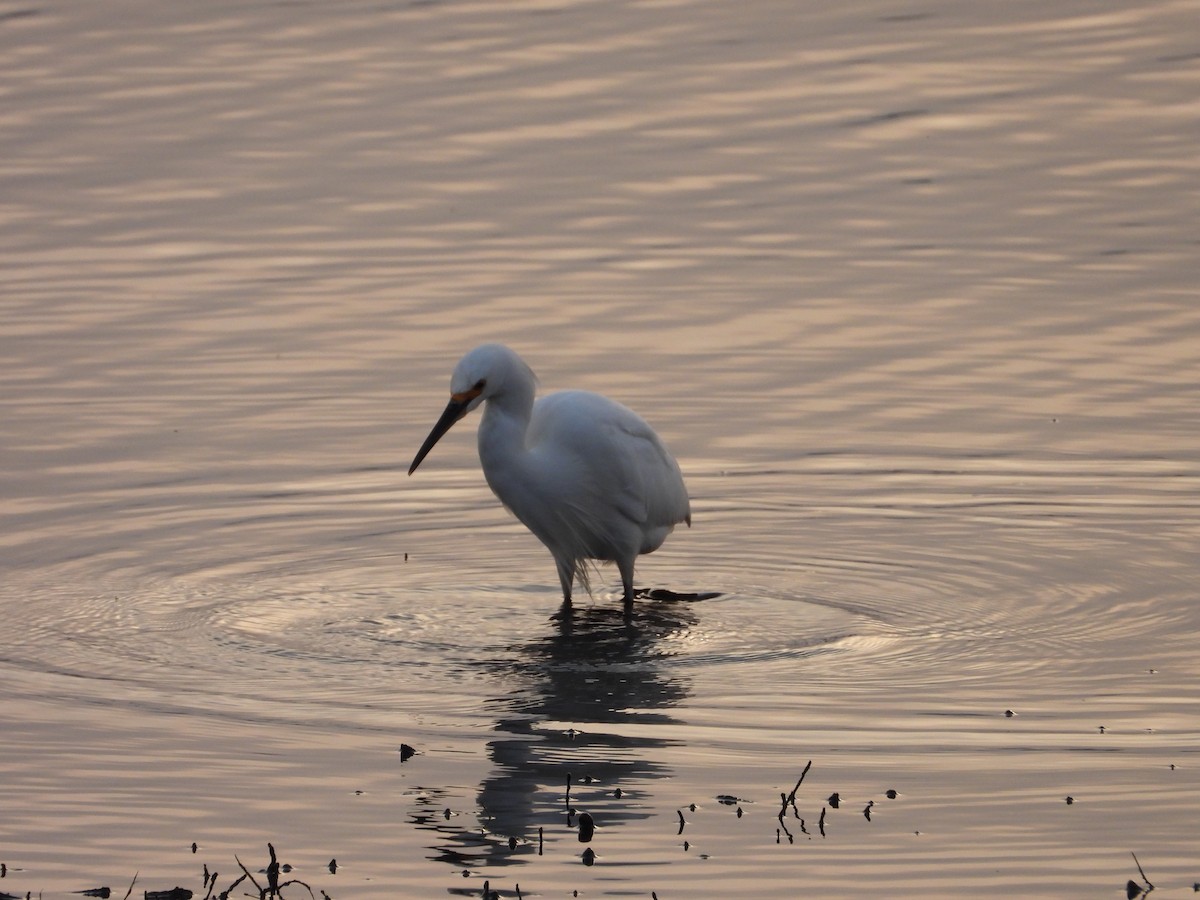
474;379;486;391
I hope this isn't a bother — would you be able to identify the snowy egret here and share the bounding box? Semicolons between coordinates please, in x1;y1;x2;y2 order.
408;344;691;605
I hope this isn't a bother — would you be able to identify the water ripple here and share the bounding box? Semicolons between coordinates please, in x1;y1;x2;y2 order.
4;452;1194;734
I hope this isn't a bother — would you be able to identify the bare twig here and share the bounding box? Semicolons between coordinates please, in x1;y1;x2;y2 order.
224;872;249;896
787;760;813;803
777;815;794;844
235;854;263;896
277;878;316;900
267;843;280;897
1131;852;1155;894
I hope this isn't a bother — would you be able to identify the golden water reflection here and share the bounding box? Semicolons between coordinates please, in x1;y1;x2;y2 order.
2;0;1199;896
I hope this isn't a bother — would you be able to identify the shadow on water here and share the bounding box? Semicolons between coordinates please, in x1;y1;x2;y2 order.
410;593;713;869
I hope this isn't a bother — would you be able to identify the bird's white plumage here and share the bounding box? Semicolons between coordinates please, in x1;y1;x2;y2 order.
408;344;690;605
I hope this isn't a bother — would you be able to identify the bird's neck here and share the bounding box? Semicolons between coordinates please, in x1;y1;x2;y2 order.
476;389;534;482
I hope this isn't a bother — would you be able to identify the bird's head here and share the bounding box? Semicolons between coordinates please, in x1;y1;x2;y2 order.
408;344;536;475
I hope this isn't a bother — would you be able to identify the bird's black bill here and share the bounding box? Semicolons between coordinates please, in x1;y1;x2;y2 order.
408;396;470;475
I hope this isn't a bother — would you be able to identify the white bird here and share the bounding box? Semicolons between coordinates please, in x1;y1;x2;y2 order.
408;344;691;606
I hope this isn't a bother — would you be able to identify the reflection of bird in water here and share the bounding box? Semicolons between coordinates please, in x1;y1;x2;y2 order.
409;343;691;606
478;598;700;860
410;598;702;871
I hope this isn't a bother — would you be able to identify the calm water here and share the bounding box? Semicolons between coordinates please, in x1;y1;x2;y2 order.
2;1;1198;897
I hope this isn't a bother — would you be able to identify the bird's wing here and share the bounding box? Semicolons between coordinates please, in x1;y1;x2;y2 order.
530;391;687;529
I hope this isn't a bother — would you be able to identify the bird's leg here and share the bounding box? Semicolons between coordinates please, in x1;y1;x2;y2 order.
618;557;635;607
556;558;575;605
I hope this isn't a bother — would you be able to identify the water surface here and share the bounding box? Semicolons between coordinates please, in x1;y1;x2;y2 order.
2;1;1198;897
